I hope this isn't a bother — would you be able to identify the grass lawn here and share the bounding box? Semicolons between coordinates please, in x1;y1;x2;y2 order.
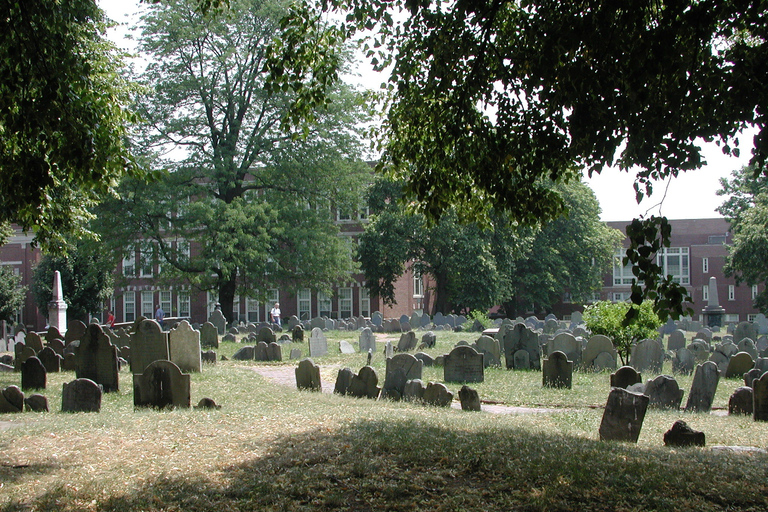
1;329;767;511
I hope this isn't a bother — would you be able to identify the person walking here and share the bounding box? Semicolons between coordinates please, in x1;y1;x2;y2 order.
270;302;281;327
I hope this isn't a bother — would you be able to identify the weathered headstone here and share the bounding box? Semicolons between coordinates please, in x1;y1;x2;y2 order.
685;361;720;413
339;340;356;354
200;322;219;349
267;342;282;362
599;387;649;442
254;341;269;361
21;356;46;390
631;338;664;374
753;371;768;421
295;358;322;391
201;350;217;364
61;378;102;412
458;385;481;411
0;385;24;413
403;379;426;401
309;327;328;358
359;328;376;354
133;360;191;408
24;394;48;412
397;331;418;352
474;335;501;367
334;367;355;395
65;320;87;345
503;323;541;370
728;386;753;415
257;327;276;344
348;365;380;399
542;351;573;389
37;346;61;373
130;319;169;375
443;346;484;383
549;332;582;366
667;329;687;351
422;382;453;407
734;321;758;344
663;420;705;447
644;375;684;409
385;340;393;359
169;320;202;373
672;347;695;375
25;332;44;353
725;351;754;379
582;335;617;370
610;366;642;389
208;309;226;335
289;348;302;360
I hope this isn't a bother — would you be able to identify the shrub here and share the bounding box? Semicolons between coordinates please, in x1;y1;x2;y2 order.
583;300;662;365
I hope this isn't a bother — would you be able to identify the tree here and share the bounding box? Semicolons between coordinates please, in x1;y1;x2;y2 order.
583;300;662;365
0;0;139;250
268;0;767;321
358;177;619;316
95;0;371;323
717;164;768;311
30;238;115;323
0;265;26;324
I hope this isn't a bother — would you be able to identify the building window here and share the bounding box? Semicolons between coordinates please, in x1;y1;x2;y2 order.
232;295;240;322
267;289;279;319
339;288;353;318
725;313;739;323
360;287;370;318
657;247;689;285
612;250;634;286
122;250;136;277
728;285;735;301
612;292;631;302
748;314;758;322
562;292;572;304
141;291;154;318
246;297;260;323
752;284;759;300
160;290;172;317
124;292;135;323
702;257;709;274
177;291;190;318
413;271;424;298
318;291;332;317
336;209;352;222
703;286;709;302
358;206;370;221
207;291;218;315
139;242;154;278
298;288;311;320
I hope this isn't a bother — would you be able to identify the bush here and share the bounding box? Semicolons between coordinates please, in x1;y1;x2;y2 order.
583;300;662;365
462;310;493;331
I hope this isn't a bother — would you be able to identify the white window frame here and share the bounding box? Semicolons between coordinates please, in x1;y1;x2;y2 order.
297;288;311;320
752;284;759;300
207;291;218;315
123;291;136;323
725;313;740;323
657;247;689;285
728;285;735;301
748;314;758;322
703;286;709;302
360;287;370;318
177;290;190;319
702;257;709;274
612;291;631;302
318;290;332;317
612;250;634;286
413;271;424;298
336;209;352;222
358;206;370;221
246;297;260;323
339;287;353;318
141;291;154;318
160;290;172;317
139;242;154;278
122;250;136;277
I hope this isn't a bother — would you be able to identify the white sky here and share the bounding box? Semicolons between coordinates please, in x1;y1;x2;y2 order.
99;0;754;222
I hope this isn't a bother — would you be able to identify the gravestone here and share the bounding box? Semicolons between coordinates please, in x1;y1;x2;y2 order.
513;349;530;370
37;346;61;373
295;358;322;392
359;328;376;354
598;387;649;442
695;328;713;343
309;327;328;357
14;344;36;371
65;320;87;345
267;342;282;362
610;366;642;389
458;385;481;411
385;340;393;359
667;330;687;351
0;385;24;413
21;356;46;390
444;346;484;383
133;360;191;408
339;340;356;354
47;338;65;356
754;371;768;421
728;386;753;415
737;338;759;360
208;309;226;335
130;319;169;375
371;311;383;327
420;331;437;349
292;325;304;343
403;379;426;401
502;323;541;370
734;321;758;343
254;341;268;361
232;346;255;360
385;353;423;396
644;375;684;409
687;340;710;362
755;313;768;335
397;331;418;352
25;332;44;353
200;322;219;349
685;361;721;413
24;394;48;412
45;326;64;344
474;335;501;367
631;338;664;374
169;320;202;373
201;350;217;364
348;366;380;399
725;351;754;379
289;348;302;360
549;332;581;366
334;367;355;395
582;335;617;370
257;327;276;344
414;352;434;367
542;351;573;389
663;420;705;447
61;378;102;412
423;382;453;407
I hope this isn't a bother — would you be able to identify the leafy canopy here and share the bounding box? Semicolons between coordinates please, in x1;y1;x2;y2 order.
0;265;26;324
583;300;662;365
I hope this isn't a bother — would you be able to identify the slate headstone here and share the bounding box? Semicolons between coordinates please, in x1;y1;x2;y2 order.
21;356;46;390
443;346;484;383
663;420;705;447
631;338;664;374
685;361;721;413
610;366;642;389
458;385;481;411
200;322;219;349
728;386;753;415
133;360;191;408
61;378;102;412
130;319;169;375
295;358;322;392
644;375;684;409
725;351;754;379
309;327;328;357
422;382;453;407
542;351;573;389
359;328;376;354
599;387;649;442
208;309;226;335
753;371;768;421
397;331;418;352
348;365;380;399
169;320;202;373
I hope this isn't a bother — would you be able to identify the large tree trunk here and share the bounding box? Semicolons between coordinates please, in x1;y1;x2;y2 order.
432;270;450;315
217;269;238;325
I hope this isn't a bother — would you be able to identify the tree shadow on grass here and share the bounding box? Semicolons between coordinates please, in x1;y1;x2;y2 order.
3;417;768;512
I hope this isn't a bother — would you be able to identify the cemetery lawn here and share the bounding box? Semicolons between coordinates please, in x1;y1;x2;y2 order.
1;330;767;511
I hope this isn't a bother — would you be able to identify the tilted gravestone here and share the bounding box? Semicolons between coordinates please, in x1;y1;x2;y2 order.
444;346;484;383
334;367;355;395
200;322;219;349
45;326;63;344
0;385;24;413
37;346;61;373
631;338;664;374
25;332;44;353
295;358;322;392
753;371;768;421
133;360;191;408
542;351;573;389
339;340;356;354
24;394;48;412
130;319;169;375
644;375;684;409
76;324;120;392
61;378;102;412
737;338;758;359
21;356;46;390
397;331;418;352
728;386;753;415
423;382;453;407
309;327;328;357
599;387;649;442
685;361;720;413
169;320;202;373
359;327;376;354
458;385;481;411
610;366;642;389
65;320;87;345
